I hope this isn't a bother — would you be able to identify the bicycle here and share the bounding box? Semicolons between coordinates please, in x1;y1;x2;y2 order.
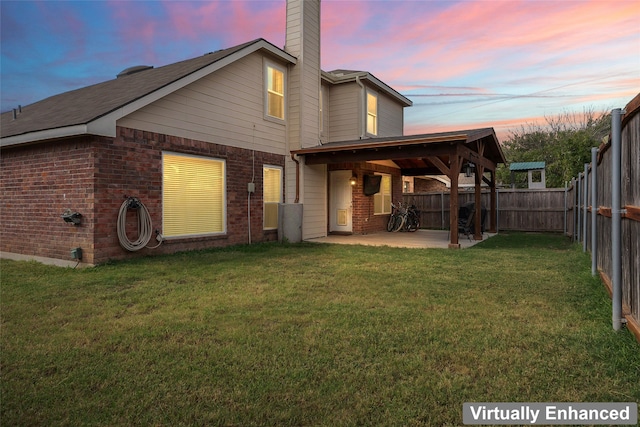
389;202;408;232
387;202;401;232
403;204;420;232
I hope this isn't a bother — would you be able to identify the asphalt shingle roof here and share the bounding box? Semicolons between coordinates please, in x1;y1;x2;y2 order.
1;39;263;139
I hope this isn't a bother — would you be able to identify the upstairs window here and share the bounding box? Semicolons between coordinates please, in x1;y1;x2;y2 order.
266;63;285;120
366;91;378;135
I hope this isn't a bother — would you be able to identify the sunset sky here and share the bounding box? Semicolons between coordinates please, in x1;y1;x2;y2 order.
1;0;638;142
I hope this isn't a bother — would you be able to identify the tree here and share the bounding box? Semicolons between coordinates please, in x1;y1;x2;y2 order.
497;109;610;188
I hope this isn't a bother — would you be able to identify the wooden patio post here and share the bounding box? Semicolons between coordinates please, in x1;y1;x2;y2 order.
449;155;460;248
474;164;484;240
489;170;497;233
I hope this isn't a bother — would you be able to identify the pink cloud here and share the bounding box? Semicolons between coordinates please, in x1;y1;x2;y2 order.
160;0;285;47
106;0;162;64
322;1;374;39
162;1;221;40
321;0;639;91
405;114;553;144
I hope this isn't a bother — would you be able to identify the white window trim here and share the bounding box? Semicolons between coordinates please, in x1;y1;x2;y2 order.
162;151;227;239
263;164;283;230
264;60;286;123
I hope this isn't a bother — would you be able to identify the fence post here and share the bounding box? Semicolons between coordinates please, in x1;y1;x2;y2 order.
440;191;444;230
571;178;578;242
496;188;500;232
564;181;568;236
611;108;623;331
583;163;589;251
591;148;598;276
577;172;582;242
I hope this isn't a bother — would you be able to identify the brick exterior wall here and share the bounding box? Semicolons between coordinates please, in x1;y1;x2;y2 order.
414;176;448;193
1;137;97;263
1;127;284;264
328;162;402;235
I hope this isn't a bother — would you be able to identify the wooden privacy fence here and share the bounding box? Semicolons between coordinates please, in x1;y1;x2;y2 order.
403;188;568;233
568;96;640;340
403;94;639;340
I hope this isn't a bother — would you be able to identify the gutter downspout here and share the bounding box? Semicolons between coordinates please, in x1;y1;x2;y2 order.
591;147;598;276
356;75;365;139
611;108;623;331
291;153;300;204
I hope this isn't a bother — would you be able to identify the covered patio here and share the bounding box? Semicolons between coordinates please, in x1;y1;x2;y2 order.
292;128;507;248
307;229;496;249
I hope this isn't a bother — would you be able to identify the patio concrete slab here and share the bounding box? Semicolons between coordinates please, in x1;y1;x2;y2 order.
306;229;495;249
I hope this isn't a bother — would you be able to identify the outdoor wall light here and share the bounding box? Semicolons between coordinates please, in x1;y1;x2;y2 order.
61;209;82;225
349;174;358;186
464;162;475;178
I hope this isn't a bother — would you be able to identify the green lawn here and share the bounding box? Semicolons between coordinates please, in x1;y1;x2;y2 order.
1;233;639;426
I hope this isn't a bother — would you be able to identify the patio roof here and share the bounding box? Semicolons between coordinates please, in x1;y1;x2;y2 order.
291;128;506;176
291;128;506;248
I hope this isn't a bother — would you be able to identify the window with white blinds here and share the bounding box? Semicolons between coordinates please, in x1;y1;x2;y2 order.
373;174;391;214
163;152;225;237
263;166;282;229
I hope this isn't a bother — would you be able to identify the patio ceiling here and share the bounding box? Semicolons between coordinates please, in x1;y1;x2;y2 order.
291;128;506;176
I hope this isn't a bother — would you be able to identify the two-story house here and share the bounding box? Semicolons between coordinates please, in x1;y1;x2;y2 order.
0;0;504;265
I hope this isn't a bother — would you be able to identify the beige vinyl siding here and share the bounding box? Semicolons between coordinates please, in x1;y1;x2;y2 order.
302;163;327;239
377;92;405;137
285;1;302;54
286;0;301;151
286;0;321;151
327;84;361;142
320;84;329;143
117;52;287;155
284;156;297;204
300;1;321;149
326;82;405;142
287;67;301;148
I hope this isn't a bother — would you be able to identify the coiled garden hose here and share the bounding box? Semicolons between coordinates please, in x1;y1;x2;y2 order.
117;197;162;251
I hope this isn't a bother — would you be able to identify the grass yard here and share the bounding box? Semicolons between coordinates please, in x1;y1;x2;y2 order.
1;233;639;426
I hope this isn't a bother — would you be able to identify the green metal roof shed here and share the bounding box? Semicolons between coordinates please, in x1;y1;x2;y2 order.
509;162;546;188
510;161;545;171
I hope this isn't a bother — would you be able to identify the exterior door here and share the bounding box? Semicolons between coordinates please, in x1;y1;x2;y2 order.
329;170;353;233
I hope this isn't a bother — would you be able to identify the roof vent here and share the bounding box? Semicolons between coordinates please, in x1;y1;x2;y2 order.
117;65;154;78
